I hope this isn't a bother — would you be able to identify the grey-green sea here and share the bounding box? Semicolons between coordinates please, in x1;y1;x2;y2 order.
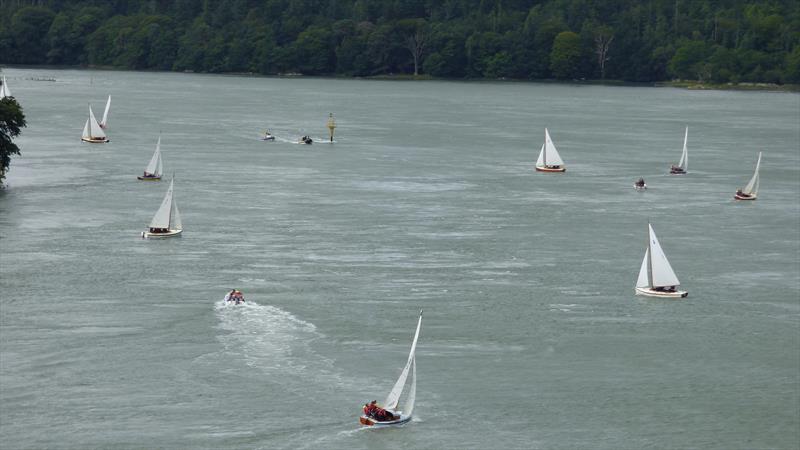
1;68;798;449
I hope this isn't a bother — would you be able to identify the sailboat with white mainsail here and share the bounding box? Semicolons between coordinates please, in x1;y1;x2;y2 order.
669;127;688;174
535;128;566;172
0;75;11;98
138;136;163;181
81;104;109;143
99;95;111;129
141;176;182;239
734;152;762;201
360;310;422;427
635;223;688;298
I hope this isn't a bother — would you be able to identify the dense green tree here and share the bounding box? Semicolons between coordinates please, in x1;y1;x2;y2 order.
550;31;582;79
0;0;797;84
0;95;26;186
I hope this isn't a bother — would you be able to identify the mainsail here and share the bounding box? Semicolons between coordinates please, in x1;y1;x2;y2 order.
149;177;178;229
677;127;688;171
742;152;762;196
100;95;111;128
145;137;163;177
87;105;107;139
636;224;680;288
536;128;564;167
384;310;422;412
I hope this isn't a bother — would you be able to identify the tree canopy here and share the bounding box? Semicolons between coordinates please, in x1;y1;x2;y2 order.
0;93;26;186
0;0;798;84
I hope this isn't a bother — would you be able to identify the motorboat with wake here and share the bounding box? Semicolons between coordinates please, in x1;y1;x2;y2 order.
669;127;689;174
634;178;647;190
635;223;688;298
142;176;182;239
734;152;762;201
299;135;313;145
360;310;422;427
261;130;275;141
535;128;566;172
138;136;163;180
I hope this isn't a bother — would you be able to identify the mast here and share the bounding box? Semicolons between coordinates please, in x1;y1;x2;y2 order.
646;222;653;288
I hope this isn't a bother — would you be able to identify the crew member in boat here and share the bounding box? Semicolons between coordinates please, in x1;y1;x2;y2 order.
735;188;751;198
653;286;677;292
635;177;646;187
363;400;395;421
149;227;169;234
226;290;245;304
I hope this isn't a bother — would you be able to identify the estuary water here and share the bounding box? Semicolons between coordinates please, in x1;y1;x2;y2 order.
0;68;798;449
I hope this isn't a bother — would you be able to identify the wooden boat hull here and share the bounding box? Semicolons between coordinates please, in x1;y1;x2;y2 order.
137;175;161;181
635;287;688;298
669;169;686;175
359;413;411;427
535;166;566;173
142;229;182;239
734;193;756;200
82;137;109;143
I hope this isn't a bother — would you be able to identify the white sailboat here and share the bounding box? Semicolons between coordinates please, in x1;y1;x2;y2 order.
360;310;422;426
0;75;11;98
535;128;566;172
99;95;111;129
81;105;109;143
635;224;688;298
734;152;762;201
138;136;163;180
670;127;688;174
142;176;183;239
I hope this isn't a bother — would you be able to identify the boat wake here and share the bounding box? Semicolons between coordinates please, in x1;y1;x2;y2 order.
214;300;337;381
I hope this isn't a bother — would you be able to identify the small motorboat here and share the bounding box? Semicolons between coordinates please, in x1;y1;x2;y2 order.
634;178;647;190
299;135;313;145
224;290;246;304
261;131;275;141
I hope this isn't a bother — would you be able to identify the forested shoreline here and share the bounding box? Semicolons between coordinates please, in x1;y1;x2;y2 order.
1;0;798;85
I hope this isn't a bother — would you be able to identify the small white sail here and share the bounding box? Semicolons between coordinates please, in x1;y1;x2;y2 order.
536;128;564;167
677;127;688;170
404;357;417;415
1;75;11;98
145;137;163;176
170;202;182;231
647;224;681;288
82;119;90;140
636;249;650;288
149;178;174;229
100;95;111;128
384;311;423;411
88;105;106;139
742;152;762;196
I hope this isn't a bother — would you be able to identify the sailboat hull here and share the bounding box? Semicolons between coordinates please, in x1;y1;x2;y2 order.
137;175;162;181
535;166;566;173
142;229;182;239
359;413;411;427
734;193;757;201
82;137;109;143
635;287;688;298
669;168;686;175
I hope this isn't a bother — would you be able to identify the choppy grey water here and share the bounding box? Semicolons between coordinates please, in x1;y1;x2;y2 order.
0;68;798;449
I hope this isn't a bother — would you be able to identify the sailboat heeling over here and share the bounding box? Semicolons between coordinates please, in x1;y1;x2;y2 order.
742;152;762;196
150;178;175;229
384;311;423;411
636;224;680;288
100;95;111;128
145;137;163;176
677;127;688;170
86;105;107;139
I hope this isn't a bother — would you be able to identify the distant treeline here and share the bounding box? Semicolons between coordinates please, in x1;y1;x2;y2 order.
1;0;798;84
